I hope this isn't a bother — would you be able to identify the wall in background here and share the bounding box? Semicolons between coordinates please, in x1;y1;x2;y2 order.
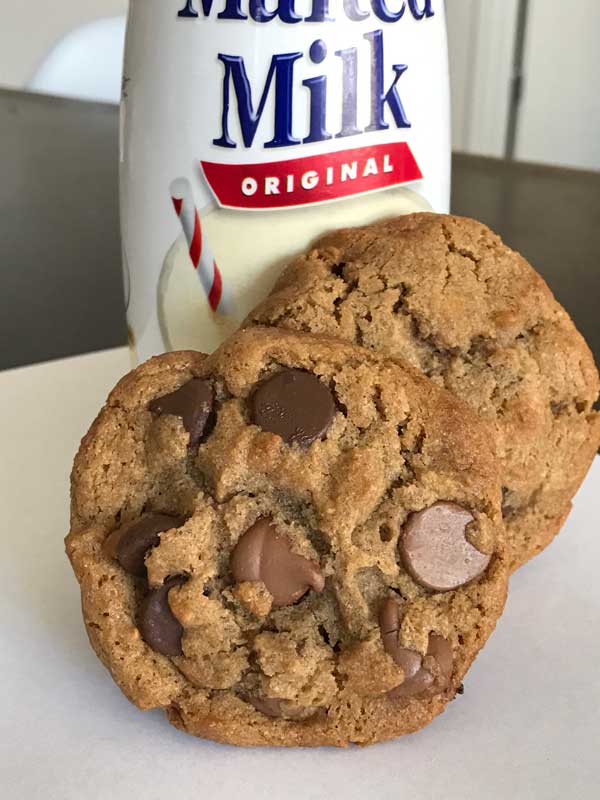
447;0;519;158
448;0;600;170
446;0;478;152
515;0;600;170
0;0;127;89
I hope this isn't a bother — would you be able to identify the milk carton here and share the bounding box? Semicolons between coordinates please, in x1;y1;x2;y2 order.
120;0;450;360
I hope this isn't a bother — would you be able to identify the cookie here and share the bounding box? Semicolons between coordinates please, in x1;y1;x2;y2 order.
66;328;507;747
245;214;600;571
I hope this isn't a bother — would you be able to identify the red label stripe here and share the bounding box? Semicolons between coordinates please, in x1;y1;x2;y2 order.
201;141;423;210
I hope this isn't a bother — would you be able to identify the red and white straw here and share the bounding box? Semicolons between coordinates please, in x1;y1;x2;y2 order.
169;177;228;313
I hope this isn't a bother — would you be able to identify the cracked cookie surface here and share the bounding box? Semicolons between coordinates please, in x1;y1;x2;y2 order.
66;328;507;747
244;214;600;571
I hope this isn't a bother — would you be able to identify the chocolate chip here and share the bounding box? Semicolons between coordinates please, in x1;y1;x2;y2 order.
399;502;491;592
249;696;318;720
107;514;185;577
389;635;453;700
379;598;453;700
388;664;435;699
249;696;285;718
230;517;325;607
250;369;335;447
379;598;422;681
149;379;214;447
138;576;186;656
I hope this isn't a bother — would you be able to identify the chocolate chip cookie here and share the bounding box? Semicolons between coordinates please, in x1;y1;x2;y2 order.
245;214;600;571
66;328;507;747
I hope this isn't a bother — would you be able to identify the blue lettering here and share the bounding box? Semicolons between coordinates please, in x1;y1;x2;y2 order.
178;0;434;21
303;40;332;143
408;0;434;20
364;29;411;131
178;0;247;19
371;1;406;23
250;1;302;23
335;47;362;139
213;52;303;149
305;0;335;22
178;0;198;17
343;0;369;21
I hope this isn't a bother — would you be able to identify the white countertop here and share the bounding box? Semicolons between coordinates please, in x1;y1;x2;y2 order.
1;347;599;800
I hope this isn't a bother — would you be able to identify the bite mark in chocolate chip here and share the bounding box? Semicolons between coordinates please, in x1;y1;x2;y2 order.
104;514;185;577
379;598;453;700
230;517;325;607
250;368;335;447
138;576;187;656
248;696;319;720
388;633;453;700
249;696;287;718
399;502;491;592
379;599;423;681
149;379;214;447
